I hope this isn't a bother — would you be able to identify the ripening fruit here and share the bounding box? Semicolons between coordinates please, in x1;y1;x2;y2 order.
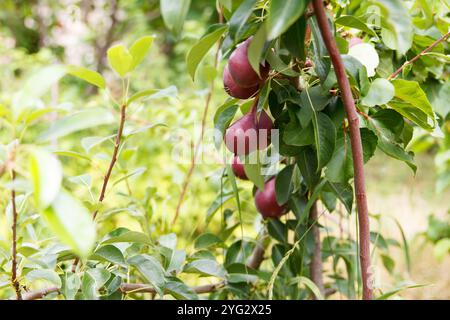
256;110;273;150
223;65;258;99
224;109;273;155
224;111;258;155
231;156;247;180
348;37;363;48
254;178;288;219
228;37;270;88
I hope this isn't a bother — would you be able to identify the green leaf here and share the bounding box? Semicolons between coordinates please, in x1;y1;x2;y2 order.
268;219;288;243
158;233;177;250
128;254;166;296
301;86;332;112
165;279;198;300
82;268;111;300
361;78;395;107
312;112;336;170
184;259;227;278
365;111;416;172
167;250;186;274
129;36;154;70
247;25;267;75
214;103;238;149
266;0;308;40
63;273;81;300
335;15;378;38
376;283;425;300
283;16;307;60
374;0;413;55
289;276;324;300
30;149;62;208
325;129;377;183
195;233;223;250
310;17;330;82
27;269;62;288
92;245;126;267
243;152;265;190
107;44;133;78
389;79;435;130
38;108;115;142
160;0;191;38
187;24;227;80
228;0;257;39
275;165;294;205
283;121;314;147
324;182;353;214
101;228;151;245
81;135;115;153
266;51;300;77
42;191;96;258
67;66;105;89
126;89;159;105
12;65;67;119
297;147;320;189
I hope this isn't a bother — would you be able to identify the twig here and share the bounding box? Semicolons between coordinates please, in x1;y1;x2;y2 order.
309;201;324;298
312;0;373;300
11;170;22;300
72;103;127;272
388;30;450;80
93;103;127;218
21;286;59;300
247;229;268;270
172;8;224;225
20;282;223;300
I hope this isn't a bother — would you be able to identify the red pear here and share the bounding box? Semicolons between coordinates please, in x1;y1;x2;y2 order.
254;178;288;219
231;156;247;180
228;38;270;88
256;110;273;150
223;64;258;99
224;111;258;155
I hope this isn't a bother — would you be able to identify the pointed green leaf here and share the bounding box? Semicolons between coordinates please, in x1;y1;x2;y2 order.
67;66;105;89
186;24;227;80
107;44;133;77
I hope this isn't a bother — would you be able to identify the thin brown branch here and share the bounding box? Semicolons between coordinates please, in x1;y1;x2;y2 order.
21;286;59;300
72;103;127;272
388;30;450;80
309;201;324;298
312;0;373;300
20;281;224;300
94;103;127;215
11;169;22;300
172;9;224;225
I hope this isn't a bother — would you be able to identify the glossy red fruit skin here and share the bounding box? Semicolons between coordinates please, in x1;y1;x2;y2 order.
256;110;273;150
228;38;270;88
348;37;363;48
224;112;258;155
254;178;288;219
231;156;248;180
223;65;258;99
